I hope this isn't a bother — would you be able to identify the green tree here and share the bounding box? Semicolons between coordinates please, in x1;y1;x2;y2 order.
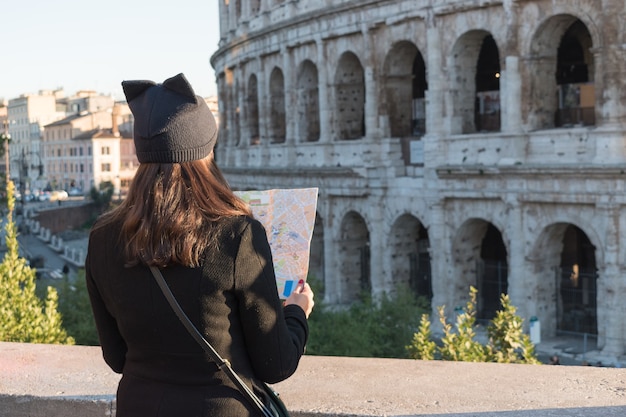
89;180;115;211
57;269;99;345
0;180;74;344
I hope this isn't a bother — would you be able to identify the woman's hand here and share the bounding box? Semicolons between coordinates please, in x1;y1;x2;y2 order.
284;280;315;318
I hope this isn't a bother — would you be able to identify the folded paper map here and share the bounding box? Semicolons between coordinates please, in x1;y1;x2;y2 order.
235;188;318;298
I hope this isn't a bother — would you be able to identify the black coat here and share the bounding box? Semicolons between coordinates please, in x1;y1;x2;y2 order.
86;215;308;417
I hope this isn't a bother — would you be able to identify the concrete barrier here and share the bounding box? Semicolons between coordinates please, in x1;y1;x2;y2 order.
1;341;626;417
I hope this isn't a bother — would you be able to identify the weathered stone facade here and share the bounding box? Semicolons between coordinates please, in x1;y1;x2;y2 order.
211;0;626;357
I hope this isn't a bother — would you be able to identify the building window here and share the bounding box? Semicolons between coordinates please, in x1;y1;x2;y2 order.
102;146;111;155
102;163;111;172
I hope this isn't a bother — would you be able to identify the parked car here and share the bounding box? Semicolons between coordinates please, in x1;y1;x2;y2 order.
49;190;69;202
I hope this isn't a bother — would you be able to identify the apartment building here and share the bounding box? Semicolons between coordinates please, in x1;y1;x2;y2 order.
42;102;136;196
6;90;66;194
210;0;626;358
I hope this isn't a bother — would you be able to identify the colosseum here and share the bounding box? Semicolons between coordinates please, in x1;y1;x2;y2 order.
210;0;626;357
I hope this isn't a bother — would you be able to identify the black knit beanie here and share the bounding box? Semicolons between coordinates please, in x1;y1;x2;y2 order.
122;73;217;163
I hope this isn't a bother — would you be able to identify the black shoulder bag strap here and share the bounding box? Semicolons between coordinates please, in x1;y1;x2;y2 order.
149;266;274;417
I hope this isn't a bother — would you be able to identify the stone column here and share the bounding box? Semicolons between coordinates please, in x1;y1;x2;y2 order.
283;46;295;145
227;0;237;34
504;197;529;320
368;196;385;300
315;36;332;143
225;69;237;166
235;67;247;166
237;64;250;149
424;17;444;169
282;46;297;165
501;56;522;133
218;0;229;43
216;75;229;164
596;1;626;126
362;25;379;140
598;263;624;357
322;198;340;304
598;202;624;357
428;199;448;330
256;59;270;165
425;17;443;136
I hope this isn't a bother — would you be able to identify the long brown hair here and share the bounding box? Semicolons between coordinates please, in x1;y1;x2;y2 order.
94;152;251;268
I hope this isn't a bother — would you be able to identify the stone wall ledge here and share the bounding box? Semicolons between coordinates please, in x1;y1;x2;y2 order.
2;341;626;417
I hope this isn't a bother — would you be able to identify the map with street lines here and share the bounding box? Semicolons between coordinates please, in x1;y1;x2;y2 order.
235;188;318;298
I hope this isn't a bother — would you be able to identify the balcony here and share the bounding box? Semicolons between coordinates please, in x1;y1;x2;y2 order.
2;341;626;417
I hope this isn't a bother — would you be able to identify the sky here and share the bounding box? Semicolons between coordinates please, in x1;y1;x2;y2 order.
1;0;222;102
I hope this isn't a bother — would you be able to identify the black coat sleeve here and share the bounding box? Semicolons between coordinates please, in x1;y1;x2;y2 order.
234;218;309;383
85;238;127;373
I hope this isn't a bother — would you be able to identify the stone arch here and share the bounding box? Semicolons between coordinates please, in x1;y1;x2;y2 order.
269;67;286;144
247;74;260;145
388;214;431;301
334;51;365;140
527;15;595;129
382;41;428;137
338;211;370;303
452;219;508;320
296;60;320;142
449;30;500;134
529;223;598;337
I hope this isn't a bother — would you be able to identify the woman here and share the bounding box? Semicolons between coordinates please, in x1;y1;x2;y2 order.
86;73;314;417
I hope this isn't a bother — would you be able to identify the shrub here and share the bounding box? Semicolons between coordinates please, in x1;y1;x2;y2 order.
406;286;540;364
307;278;430;358
57;269;99;345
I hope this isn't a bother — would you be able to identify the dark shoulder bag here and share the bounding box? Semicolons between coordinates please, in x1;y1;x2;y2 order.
149;266;290;417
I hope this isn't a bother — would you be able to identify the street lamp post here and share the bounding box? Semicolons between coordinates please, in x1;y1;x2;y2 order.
12;150;44;211
1;119;10;180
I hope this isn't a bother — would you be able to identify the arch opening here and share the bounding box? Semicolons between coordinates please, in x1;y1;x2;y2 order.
557;225;597;335
334;52;365;140
389;214;432;302
383;42;427;138
269;68;286;144
477;223;508;321
474;35;501;133
296;60;320;142
338;211;370;302
247;75;260;145
555;20;595;127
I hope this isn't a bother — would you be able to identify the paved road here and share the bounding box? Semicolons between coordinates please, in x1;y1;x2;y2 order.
17;232;80;281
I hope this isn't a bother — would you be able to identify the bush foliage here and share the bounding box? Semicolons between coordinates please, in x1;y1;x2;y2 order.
57;269;99;345
406;286;540;364
306;278;430;358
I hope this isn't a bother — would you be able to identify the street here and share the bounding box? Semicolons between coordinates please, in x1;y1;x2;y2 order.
15;230;83;282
